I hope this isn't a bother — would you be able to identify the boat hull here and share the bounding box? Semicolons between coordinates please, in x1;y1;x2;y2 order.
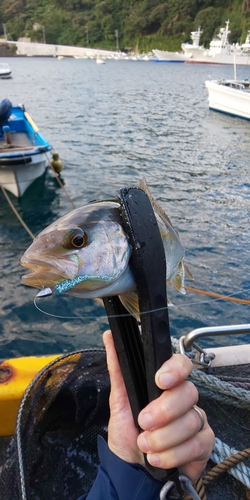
185;53;250;65
152;49;188;62
0;72;12;79
0;151;51;197
0;63;12;79
0;354;60;436
205;80;250;120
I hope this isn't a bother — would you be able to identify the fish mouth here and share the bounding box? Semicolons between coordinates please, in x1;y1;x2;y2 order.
20;255;80;289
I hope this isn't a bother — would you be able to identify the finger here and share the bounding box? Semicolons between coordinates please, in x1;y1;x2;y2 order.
138;406;207;453
138;380;198;431
146;424;215;483
155;353;193;390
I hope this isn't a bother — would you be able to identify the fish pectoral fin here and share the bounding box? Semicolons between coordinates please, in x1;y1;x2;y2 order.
119;291;140;321
169;261;186;294
184;262;194;281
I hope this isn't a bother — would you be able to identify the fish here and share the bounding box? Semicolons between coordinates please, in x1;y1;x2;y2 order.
20;178;193;319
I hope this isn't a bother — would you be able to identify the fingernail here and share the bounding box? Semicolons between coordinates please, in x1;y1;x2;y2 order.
139;412;154;430
138;434;149;453
147;454;160;466
158;372;173;388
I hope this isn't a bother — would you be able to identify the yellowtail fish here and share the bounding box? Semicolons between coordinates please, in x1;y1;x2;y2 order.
20;178;193;318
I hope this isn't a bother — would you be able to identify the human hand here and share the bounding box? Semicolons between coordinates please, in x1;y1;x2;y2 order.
103;330;215;481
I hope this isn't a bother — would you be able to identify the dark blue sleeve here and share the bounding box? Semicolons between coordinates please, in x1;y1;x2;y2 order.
78;435;163;500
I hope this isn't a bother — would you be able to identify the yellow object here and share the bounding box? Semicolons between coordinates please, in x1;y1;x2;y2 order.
51;151;63;173
0;354;60;436
24;111;39;133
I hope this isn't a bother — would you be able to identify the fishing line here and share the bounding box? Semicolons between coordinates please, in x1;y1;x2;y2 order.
33;285;250;321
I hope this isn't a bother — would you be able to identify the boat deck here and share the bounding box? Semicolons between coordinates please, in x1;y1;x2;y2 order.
0;132;37;154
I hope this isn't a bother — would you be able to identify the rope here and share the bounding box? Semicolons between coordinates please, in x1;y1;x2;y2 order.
178;343;250;499
184;441;250;500
184;477;206;500
184;284;250;306
190;370;250;408
1;185;35;240
210;439;250;488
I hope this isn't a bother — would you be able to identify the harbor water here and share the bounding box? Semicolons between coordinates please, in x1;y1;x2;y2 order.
1;56;250;359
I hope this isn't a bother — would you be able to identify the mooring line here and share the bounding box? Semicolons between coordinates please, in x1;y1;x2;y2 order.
184;285;250;306
1;185;35;240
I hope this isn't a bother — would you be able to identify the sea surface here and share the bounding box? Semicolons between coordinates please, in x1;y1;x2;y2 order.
1;56;250;360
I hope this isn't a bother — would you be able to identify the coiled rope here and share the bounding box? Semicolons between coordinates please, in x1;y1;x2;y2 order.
185;443;250;500
172;338;250;498
190;369;250;408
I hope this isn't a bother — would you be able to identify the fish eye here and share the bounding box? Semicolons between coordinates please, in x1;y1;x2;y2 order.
72;233;87;248
63;228;88;249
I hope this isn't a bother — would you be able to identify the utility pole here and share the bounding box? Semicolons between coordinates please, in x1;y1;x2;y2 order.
2;24;12;41
3;24;7;40
115;29;119;51
42;26;46;44
85;25;89;45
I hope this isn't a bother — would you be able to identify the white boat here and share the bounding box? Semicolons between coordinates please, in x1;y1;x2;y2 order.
152;49;188;62
205;78;250;120
153;26;204;62
154;21;250;65
181;26;205;59
184;20;250;65
0;63;12;79
0;99;56;197
96;57;106;64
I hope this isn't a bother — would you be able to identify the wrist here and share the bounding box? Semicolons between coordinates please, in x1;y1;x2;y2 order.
108;439;144;465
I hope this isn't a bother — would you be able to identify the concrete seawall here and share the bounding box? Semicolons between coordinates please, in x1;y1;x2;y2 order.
0;40;123;58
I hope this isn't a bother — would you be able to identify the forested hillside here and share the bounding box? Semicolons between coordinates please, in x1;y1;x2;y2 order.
1;0;250;52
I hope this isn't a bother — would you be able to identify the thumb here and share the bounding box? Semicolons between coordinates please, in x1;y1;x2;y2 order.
103;330;142;463
103;330;129;413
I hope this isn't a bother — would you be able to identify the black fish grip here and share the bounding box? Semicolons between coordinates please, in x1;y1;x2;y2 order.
103;187;184;499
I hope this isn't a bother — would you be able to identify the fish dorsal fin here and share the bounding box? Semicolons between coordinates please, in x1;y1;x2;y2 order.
139;177;179;236
184;262;194;281
119;291;140;321
169;260;186;294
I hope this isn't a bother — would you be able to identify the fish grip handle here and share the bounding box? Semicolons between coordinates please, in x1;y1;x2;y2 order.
103;187;183;498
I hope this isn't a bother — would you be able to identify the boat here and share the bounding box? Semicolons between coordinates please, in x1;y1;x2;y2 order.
0;99;55;197
0;63;12;79
96;56;106;64
205;78;250;120
180;26;205;59
152;25;204;63
154;21;250;65
184;20;250;65
152;49;189;62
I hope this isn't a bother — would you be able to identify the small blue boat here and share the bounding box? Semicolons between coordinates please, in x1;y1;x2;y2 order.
0;99;54;197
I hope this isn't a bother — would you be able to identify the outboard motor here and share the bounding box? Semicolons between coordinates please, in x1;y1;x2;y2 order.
0;99;12;124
